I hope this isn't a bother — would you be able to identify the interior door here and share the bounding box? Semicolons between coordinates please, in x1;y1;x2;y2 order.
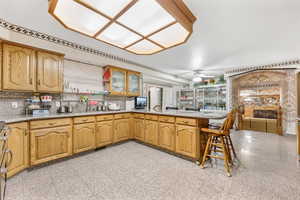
3;44;36;91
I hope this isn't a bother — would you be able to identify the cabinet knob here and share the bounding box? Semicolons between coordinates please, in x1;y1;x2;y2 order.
38;80;41;85
29;78;33;85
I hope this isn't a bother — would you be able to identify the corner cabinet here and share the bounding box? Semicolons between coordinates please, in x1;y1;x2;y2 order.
7;122;29;178
2;44;36;91
145;120;158;145
127;71;141;96
103;66;141;96
37;51;63;93
114;118;130;142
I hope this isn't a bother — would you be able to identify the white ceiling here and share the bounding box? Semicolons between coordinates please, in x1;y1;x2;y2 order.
1;0;300;79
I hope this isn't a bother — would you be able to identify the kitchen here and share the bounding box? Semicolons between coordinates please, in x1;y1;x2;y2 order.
0;0;300;200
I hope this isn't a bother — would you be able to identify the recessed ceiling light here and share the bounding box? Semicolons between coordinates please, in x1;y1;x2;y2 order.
49;0;196;55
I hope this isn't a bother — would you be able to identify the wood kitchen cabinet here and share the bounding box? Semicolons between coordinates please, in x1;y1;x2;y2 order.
145;120;158;145
73;123;96;154
103;66;127;96
158;122;175;151
37;51;63;93
2;44;36;91
134;118;145;141
96;121;113;148
7;122;29;177
103;66;141;96
127;70;141;96
30;125;72;166
114;118;130;142
175;125;198;158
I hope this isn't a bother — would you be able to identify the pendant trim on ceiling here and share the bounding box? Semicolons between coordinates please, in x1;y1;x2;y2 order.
48;0;196;55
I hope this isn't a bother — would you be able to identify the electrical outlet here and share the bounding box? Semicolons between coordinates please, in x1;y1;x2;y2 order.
12;102;18;109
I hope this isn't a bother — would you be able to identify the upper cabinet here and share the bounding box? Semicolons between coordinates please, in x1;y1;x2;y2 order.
37;52;63;93
103;66;141;96
2;44;36;91
0;41;64;93
127;71;141;96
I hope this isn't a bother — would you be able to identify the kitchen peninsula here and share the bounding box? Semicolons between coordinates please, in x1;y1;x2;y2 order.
3;110;226;178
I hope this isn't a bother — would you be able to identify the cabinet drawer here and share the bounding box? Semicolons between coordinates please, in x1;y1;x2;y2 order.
30;118;72;129
114;113;131;119
96;115;114;121
73;116;95;124
134;113;144;119
159;116;175;123
176;117;197;126
145;114;158;121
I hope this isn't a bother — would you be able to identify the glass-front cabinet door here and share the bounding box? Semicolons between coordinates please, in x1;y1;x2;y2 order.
110;68;126;95
127;71;140;96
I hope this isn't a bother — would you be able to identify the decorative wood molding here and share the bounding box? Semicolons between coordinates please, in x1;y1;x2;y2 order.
225;60;300;75
0;18;188;81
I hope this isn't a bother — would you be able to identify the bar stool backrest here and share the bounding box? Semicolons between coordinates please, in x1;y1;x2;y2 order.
220;110;236;134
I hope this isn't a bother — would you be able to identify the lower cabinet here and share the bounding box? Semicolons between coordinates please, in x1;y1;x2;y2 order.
175;125;198;158
158;122;175;151
134;118;145;141
114;119;130;142
7;122;29;177
73;123;96;154
96;121;113;148
30;126;72;166
145;120;158;145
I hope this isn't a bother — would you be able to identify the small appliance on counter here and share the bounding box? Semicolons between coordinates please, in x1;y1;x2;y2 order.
134;97;147;109
108;102;121;111
25;95;53;116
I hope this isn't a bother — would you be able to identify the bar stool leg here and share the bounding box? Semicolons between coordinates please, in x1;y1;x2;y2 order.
200;135;212;169
220;136;232;177
228;135;238;159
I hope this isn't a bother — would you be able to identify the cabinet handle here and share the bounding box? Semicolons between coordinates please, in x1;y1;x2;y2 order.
6;149;13;167
38;80;41;85
24;129;28;136
29;78;33;85
48;122;56;126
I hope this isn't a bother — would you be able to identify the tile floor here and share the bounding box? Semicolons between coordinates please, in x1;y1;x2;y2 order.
6;130;300;200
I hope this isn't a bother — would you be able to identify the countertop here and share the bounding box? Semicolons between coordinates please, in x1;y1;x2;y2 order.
0;110;227;124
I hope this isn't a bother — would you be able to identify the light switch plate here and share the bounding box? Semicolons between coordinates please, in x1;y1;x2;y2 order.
56;101;60;107
12;102;18;109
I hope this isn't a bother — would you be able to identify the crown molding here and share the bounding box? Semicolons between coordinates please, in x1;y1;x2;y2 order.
225;59;300;75
0;18;189;82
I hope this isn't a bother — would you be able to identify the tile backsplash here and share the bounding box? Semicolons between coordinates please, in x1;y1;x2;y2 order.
0;91;134;116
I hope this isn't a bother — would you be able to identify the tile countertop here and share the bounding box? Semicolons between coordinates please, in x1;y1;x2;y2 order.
0;110;227;124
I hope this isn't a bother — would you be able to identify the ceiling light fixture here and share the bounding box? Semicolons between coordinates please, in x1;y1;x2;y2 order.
48;0;196;55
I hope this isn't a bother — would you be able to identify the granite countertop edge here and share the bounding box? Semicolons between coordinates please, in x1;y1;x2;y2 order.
0;110;227;124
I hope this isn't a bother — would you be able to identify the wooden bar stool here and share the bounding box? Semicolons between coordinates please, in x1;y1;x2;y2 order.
200;111;236;177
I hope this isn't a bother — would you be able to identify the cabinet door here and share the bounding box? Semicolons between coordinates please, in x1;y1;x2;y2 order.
158;122;175;151
30;126;72;165
127;71;140;96
176;125;198;158
3;44;36;91
37;51;63;92
110;68;126;96
96;121;113;148
73;123;95;154
145;120;158;145
134;118;145;141
7;122;29;177
114;119;130;142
